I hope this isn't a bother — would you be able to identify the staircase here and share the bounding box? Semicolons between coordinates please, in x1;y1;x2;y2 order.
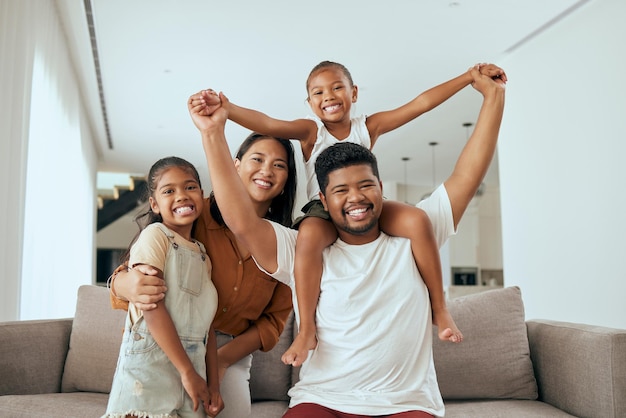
97;176;147;231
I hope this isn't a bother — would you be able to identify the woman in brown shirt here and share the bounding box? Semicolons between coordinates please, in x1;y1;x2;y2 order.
111;132;298;418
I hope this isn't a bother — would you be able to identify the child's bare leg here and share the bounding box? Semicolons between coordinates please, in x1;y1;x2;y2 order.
282;216;337;366
380;200;463;343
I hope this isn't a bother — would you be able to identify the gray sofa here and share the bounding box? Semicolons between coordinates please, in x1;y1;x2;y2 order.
1;285;624;418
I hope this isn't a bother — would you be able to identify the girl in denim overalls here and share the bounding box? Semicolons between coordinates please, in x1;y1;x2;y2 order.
104;157;223;418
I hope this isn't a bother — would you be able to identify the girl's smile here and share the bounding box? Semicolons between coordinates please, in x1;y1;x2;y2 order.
149;166;204;240
307;68;357;125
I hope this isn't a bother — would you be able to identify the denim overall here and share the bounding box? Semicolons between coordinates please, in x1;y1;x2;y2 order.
104;224;218;418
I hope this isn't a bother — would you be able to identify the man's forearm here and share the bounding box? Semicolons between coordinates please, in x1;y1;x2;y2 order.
457;87;505;180
445;83;505;227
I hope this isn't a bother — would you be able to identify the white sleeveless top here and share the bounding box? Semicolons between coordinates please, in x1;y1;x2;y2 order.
304;114;371;200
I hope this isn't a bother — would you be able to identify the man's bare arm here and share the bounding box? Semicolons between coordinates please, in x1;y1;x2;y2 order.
444;67;506;229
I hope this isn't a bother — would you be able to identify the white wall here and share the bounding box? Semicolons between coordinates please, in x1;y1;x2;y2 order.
499;0;626;328
477;187;503;270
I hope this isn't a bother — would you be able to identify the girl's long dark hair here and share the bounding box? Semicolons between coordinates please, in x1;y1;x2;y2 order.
210;132;297;228
120;156;202;265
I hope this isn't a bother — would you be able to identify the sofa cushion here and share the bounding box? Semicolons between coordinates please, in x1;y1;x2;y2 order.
444;399;576;417
433;286;538;400
249;311;295;401
61;285;126;394
0;392;109;418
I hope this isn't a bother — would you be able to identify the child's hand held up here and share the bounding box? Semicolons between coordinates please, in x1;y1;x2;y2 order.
475;63;508;83
189;89;222;116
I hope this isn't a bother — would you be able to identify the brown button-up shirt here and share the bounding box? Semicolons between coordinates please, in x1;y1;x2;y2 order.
111;198;293;352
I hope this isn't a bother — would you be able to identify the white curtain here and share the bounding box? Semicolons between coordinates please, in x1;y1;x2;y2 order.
0;0;98;321
0;0;35;321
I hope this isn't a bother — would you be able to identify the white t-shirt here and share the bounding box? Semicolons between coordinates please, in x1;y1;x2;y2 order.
259;184;454;416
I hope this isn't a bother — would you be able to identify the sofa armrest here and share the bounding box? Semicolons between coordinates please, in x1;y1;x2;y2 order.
0;318;73;395
527;319;626;418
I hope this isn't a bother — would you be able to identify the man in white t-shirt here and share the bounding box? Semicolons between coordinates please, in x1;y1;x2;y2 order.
190;67;505;418
262;143;451;416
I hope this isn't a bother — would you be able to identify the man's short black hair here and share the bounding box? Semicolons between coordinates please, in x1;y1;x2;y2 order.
315;143;380;195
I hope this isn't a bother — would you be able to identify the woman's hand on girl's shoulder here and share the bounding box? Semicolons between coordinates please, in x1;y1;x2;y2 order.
126;264;166;310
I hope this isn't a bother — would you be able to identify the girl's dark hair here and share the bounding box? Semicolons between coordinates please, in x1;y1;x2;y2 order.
210;132;297;227
306;60;354;92
121;156;202;264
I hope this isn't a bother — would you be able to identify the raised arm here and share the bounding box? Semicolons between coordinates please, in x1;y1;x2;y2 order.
189;93;280;273
366;64;506;146
199;90;316;143
443;66;506;228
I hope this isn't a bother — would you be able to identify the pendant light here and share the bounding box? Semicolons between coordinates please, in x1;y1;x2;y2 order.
463;122;485;197
401;157;410;203
419;142;438;201
429;141;438;188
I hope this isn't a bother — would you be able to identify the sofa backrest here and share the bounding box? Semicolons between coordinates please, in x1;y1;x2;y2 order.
248;286;539;403
62;285;126;393
65;285;539;404
63;285;294;401
0;318;73;395
249;311;296;402
433;286;538;400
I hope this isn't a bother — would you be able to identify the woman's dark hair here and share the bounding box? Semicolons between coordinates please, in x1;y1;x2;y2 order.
306;60;355;93
315;142;379;196
210;132;297;228
121;156;202;264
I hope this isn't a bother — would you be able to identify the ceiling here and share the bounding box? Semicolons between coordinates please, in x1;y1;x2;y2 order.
71;0;584;191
